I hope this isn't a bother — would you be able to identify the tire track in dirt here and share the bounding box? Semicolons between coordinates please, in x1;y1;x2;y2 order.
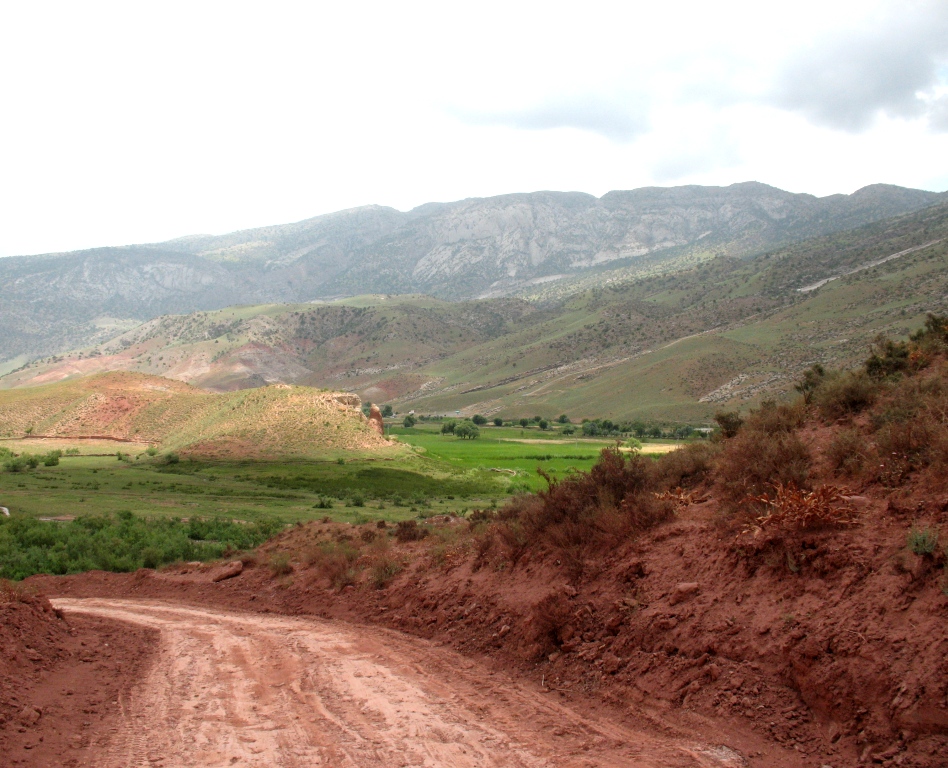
53;598;746;768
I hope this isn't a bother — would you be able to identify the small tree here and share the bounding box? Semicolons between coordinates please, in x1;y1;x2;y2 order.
714;411;743;439
582;421;600;436
441;420;457;435
402;414;417;428
562;425;575;436
794;363;826;405
381;404;394;417
557;414;569;424
454;421;480;439
472;414;487;425
493;417;503;427
538;419;549;430
519;418;530;428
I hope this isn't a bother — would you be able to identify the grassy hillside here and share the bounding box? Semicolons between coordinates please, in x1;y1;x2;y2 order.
0;372;394;459
4;204;948;423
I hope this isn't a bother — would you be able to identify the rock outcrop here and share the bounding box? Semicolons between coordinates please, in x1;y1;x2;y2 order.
367;404;384;436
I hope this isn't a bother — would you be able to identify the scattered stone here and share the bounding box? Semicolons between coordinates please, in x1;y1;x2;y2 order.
669;582;700;606
211;560;244;582
19;706;41;726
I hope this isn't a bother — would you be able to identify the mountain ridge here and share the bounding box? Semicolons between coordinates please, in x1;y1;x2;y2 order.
1;181;944;365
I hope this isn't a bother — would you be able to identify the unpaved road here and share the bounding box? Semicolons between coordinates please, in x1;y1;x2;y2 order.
53;598;747;768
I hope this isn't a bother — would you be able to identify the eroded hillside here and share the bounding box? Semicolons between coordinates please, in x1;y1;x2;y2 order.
0;371;393;459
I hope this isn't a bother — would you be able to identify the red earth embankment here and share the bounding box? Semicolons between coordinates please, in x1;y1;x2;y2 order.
27;475;948;767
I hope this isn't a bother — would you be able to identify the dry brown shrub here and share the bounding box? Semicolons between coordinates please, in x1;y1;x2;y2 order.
394;520;429;542
493;447;672;577
529;592;573;652
858;363;948;483
826;427;873;476
654;487;710;507
0;578;35;603
716;428;812;505
739;482;858;539
305;540;360;589
814;371;880;419
653;442;719;488
743;399;806;434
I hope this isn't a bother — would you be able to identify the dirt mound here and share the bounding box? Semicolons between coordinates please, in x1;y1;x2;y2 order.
0;583;156;766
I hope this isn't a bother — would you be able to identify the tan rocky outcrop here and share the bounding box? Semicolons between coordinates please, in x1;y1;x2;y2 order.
367;404;384;436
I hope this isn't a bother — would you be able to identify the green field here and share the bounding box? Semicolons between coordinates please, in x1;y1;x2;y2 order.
0;426;685;579
390;422;681;491
0;425;681;525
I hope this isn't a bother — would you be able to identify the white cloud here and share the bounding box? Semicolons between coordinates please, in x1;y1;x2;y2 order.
0;0;946;256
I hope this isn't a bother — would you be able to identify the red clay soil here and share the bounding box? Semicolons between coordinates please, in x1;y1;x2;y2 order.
25;470;948;768
0;591;156;766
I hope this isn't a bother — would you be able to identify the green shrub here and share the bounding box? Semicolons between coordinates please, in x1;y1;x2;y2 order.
0;513;281;580
3;457;26;472
42;450;62;467
907;527;939;556
865;335;910;379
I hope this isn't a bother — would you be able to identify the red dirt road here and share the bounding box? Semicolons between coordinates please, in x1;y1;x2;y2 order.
53;598;748;768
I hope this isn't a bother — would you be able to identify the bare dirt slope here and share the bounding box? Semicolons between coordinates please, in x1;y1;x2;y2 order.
52;598;746;768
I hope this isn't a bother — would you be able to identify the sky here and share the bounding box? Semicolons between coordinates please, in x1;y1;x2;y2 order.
1;0;947;257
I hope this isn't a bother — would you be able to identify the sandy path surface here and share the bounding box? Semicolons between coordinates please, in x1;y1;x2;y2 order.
53;598;747;768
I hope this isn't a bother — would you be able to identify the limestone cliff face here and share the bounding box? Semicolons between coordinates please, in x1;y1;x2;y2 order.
1;183;943;362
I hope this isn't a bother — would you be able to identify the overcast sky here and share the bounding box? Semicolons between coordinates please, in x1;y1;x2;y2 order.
1;0;947;256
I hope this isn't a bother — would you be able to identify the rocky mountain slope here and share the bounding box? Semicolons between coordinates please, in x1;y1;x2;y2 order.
1;182;943;364
6;202;948;422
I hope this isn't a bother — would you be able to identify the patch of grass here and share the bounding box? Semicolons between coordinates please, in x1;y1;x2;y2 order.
269;552;293;576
